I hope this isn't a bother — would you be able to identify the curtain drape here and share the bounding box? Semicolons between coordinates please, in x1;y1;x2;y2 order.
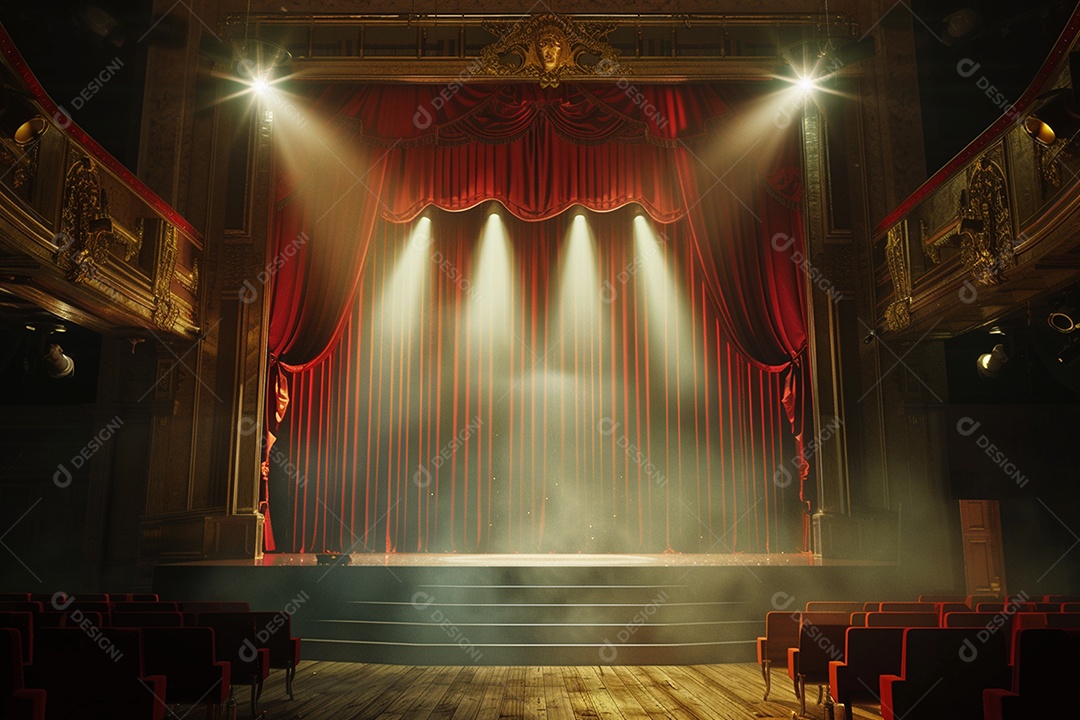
263;82;812;551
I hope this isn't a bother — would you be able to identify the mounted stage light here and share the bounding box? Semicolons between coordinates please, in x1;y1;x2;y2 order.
1024;54;1080;147
1048;310;1077;334
976;343;1008;378
0;90;47;146
42;342;75;379
232;38;292;93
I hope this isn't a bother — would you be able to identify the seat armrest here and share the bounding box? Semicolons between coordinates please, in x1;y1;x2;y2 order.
879;674;902;720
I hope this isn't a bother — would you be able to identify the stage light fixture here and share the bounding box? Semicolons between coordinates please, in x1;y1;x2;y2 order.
976;343;1008;378
0;90;47;146
796;75;818;94
1024;54;1080;147
1048;311;1077;334
42;342;75;379
988;326;1006;336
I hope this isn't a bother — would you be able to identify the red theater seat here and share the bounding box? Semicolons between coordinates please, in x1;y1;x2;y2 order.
865;612;939;627
252;611;302;700
0;594;30;603
181;601;251;613
829;626;905;720
879;602;939;613
111;601;178;613
142;627;230;714
30;627;166;720
983;628;1080;719
108;612;184;628
0;603;41;614
0;629;45;720
919;594;966;603
879;627;1009;720
0;613;33;663
787;612;850;718
192;612;270;717
756;610;801;700
805;601;864;614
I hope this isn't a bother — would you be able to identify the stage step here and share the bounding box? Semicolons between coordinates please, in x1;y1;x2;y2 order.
287;566;763;665
155;556;907;666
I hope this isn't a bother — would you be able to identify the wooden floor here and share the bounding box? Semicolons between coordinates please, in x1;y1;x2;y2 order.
248;661;886;720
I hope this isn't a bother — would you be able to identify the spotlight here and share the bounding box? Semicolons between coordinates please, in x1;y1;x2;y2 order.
232;38;292;92
796;75;818;94
0;91;47;145
1060;339;1080;366
1024;54;1080;147
976;343;1008;378
42;343;75;378
1048;311;1077;334
863;329;878;344
988;326;1006;336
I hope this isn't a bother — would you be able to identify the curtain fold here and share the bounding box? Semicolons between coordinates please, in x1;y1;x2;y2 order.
263;82;813;552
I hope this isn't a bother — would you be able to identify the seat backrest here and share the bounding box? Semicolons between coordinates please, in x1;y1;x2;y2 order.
918;594;966;603
863;602;880;611
251;611;294;649
0;628;26;694
849;611;867;626
1043;612;1080;628
762;611;801;663
182;601;251;613
805;601;863;614
193;612;258;667
879;602;938;613
866;612;938;627
801;612;852;626
796;620;848;678
0;593;30;602
1012;628;1080;700
943;611;1000;628
1062;602;1080;613
838;627;905;702
901;626;1007;685
0;601;42;613
111;601;178;613
109;611;184;628
0;611;33;663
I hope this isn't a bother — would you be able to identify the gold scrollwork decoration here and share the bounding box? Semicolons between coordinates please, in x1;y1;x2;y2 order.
884;221;912;332
957;150;1013;286
55;152;142;283
479;13;623;88
178;258;199;295
152;223;179;329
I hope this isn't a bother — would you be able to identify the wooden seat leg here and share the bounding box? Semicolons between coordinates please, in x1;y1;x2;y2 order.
286;666;296;700
761;659;772;701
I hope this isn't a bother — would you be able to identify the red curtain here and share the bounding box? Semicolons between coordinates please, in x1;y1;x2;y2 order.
264;82;811;551
270;208;806;553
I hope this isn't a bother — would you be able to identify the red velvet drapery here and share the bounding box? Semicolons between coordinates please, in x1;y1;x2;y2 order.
264;82;811;551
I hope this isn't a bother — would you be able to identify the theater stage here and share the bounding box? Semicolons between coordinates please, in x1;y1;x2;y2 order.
153;553;901;666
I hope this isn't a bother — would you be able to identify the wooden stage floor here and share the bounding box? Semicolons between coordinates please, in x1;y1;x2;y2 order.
253;660;884;720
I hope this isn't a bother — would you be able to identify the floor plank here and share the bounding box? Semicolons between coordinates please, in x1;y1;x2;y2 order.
251;661;886;719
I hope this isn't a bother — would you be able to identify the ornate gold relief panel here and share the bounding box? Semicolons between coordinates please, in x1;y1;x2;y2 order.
479;13;623;88
957;145;1013;286
54;150;141;284
884;220;912;331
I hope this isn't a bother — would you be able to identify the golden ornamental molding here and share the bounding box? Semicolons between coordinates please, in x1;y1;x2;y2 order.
479;13;623;88
958;147;1013;287
55;151;141;283
884;220;912;332
152;222;180;329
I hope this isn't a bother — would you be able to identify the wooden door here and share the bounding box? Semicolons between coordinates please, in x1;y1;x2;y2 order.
959;499;1006;597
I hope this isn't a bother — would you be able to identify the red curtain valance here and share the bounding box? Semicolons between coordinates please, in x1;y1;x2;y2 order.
263;82;812;550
